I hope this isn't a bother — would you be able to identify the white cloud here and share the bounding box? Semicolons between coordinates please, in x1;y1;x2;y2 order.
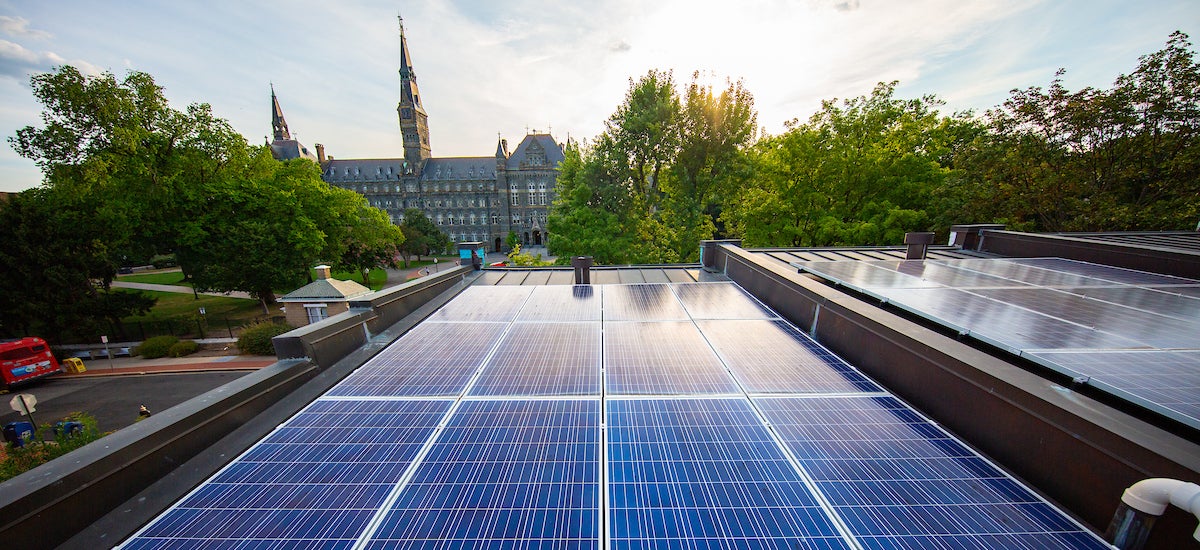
0;15;50;39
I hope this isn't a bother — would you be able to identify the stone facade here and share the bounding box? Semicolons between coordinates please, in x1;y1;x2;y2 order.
273;18;563;253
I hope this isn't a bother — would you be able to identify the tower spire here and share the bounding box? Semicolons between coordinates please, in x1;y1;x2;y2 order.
271;83;291;141
397;15;431;171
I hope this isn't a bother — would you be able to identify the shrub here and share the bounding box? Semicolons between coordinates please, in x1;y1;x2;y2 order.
237;322;293;356
133;335;179;359
149;253;177;268
0;412;102;482
168;340;199;357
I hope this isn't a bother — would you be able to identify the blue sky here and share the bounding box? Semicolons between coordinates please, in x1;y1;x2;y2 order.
0;0;1197;192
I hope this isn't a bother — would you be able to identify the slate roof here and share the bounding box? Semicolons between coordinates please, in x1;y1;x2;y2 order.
419;157;496;181
270;139;318;162
279;278;372;302
505;134;564;170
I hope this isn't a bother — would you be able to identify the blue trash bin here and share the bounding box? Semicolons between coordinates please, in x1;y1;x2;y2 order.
54;421;83;438
3;421;35;448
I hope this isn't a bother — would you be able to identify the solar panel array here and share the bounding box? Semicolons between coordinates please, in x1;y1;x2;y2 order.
121;282;1110;549
795;257;1200;430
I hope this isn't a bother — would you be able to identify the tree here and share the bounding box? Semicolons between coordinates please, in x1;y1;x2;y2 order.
549;71;758;263
0;188;154;342
948;31;1200;232
335;203;404;285
725;82;964;246
397;208;445;264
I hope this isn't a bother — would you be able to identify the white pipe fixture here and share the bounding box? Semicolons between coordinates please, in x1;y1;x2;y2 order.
1121;478;1200;541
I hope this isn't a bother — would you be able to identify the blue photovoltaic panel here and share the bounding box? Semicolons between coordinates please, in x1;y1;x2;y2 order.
1029;350;1200;428
970;288;1200;349
605;321;739;395
603;283;690;321
120;399;452;550
1151;284;1200;298
871;287;1149;351
517;284;603;322
608;398;852;550
363;399;601;550
470;322;602;396
1010;257;1196;286
426;285;533;322
672;282;779;319
697;320;882;394
326;322;508;397
756;396;1110;549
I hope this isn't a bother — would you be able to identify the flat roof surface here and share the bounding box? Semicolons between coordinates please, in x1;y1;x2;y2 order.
118;282;1110;549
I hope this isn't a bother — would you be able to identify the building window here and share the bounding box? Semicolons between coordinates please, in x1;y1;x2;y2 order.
492;214;500;225
304;304;329;324
512;214;521;225
511;195;519;206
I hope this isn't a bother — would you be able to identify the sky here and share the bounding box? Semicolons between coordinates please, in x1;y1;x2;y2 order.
0;0;1197;193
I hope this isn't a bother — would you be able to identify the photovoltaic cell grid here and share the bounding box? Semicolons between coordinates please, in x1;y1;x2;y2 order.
757;396;1104;549
1028;350;1200;426
798;257;1200;429
326;322;508;397
671;282;779;319
603;283;690;321
604;321;740;395
516;284;603;322
471;322;602;396
120;399;452;549
363;399;601;550
697;320;883;394
608;398;852;550
120;281;1111;550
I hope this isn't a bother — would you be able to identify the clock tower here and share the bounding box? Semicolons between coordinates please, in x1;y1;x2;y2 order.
397;16;430;174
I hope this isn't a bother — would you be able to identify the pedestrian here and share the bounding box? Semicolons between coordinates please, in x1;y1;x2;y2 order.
139;404;151;418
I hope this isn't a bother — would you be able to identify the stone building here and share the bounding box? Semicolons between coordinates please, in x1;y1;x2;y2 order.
278;265;371;326
273;18;564;253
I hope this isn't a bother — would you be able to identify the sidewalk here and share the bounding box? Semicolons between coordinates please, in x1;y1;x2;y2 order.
110;281;254;300
61;353;277;378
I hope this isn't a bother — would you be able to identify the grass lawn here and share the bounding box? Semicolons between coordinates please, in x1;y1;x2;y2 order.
115;270;189;286
119;289;266;326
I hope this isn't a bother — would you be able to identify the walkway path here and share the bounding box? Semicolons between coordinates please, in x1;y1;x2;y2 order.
110;281;255;300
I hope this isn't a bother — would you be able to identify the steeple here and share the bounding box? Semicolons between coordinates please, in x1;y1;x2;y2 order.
271;83;291;141
396;15;431;172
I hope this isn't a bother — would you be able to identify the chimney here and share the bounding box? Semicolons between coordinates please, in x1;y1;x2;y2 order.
314;265;332;280
315;143;326;163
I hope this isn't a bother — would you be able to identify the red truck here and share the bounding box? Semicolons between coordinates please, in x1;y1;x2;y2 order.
0;337;60;387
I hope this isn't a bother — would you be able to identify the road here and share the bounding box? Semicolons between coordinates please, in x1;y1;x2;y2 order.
1;371;251;435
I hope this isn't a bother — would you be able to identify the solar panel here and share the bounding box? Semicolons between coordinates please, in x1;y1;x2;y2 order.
605;321;740;395
607;398;853;549
1028;350;1200;428
603;283;690;321
120;399;452;549
516;284;603;322
121;281;1118;549
362;399;600;549
1010;257;1196;286
426;285;533;322
799;260;943;289
870;260;1032;288
470;322;602;396
871;287;1148;352
326;322;508;397
931;259;1114;287
970;288;1200;349
697;320;882;394
1059;285;1200;322
756;396;1110;549
672;282;779;319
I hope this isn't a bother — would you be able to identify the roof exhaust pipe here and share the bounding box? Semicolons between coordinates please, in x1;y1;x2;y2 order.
1106;478;1200;549
571;256;593;285
903;232;936;260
